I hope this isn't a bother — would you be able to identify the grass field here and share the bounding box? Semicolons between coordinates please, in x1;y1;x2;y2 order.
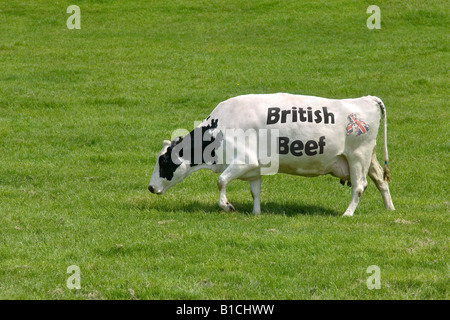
0;0;448;299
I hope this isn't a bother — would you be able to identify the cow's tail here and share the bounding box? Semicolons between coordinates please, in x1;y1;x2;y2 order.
372;96;391;182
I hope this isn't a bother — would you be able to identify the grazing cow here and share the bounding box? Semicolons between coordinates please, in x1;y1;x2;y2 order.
148;93;395;216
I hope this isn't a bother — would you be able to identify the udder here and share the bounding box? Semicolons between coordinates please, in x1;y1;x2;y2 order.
330;155;350;180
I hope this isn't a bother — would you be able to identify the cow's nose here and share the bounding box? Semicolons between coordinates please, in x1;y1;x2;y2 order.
148;185;155;193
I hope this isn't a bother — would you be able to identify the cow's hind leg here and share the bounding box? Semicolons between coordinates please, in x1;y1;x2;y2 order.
368;148;395;210
343;152;371;217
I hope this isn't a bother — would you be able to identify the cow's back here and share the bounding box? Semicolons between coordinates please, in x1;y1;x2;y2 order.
202;93;382;177
208;93;379;129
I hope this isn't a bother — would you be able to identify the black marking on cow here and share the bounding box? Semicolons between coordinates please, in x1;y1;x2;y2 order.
210;118;218;128
157;118;222;181
185;118;222;167
158;139;182;181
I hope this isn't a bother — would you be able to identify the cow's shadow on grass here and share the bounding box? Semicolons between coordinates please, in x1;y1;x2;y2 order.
258;202;340;216
136;198;339;217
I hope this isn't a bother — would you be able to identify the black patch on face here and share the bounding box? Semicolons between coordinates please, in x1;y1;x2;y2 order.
158;118;222;181
158;140;182;181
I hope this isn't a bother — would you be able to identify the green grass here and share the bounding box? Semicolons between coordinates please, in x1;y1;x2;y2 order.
0;0;448;299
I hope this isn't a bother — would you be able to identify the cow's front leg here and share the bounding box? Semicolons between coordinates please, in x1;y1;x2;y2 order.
217;164;259;212
217;175;235;212
249;177;261;214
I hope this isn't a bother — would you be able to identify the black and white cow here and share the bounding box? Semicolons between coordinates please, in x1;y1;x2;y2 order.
148;93;395;216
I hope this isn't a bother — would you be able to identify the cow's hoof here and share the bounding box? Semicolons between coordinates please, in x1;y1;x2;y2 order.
342;211;353;217
219;202;236;212
227;203;236;212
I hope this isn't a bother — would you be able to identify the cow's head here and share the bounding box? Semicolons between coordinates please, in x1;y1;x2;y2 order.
148;137;189;195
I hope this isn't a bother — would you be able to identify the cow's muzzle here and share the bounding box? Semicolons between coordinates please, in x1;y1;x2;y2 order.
148;185;162;194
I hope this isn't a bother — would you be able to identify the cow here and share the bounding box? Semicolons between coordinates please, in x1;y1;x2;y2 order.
148;93;395;216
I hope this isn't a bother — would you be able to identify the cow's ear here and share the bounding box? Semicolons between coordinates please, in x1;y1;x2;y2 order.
163;140;171;147
172;136;183;146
